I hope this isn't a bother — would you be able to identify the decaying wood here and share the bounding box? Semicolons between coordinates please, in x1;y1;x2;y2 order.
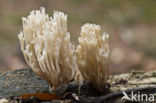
109;71;156;91
62;71;156;103
2;69;156;103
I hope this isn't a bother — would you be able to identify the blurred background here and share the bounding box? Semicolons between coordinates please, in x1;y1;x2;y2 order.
0;0;156;74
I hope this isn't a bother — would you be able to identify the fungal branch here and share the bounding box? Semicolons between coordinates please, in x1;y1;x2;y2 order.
76;23;110;92
18;7;77;90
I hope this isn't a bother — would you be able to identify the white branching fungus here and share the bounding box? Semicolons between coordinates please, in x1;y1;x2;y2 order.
76;23;110;92
18;7;110;92
18;7;77;90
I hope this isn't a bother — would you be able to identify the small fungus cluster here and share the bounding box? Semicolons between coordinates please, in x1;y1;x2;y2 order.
18;7;110;92
76;24;109;91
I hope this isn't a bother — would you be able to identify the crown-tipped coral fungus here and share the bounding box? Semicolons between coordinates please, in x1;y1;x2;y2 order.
18;7;110;92
75;23;110;92
18;7;77;90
